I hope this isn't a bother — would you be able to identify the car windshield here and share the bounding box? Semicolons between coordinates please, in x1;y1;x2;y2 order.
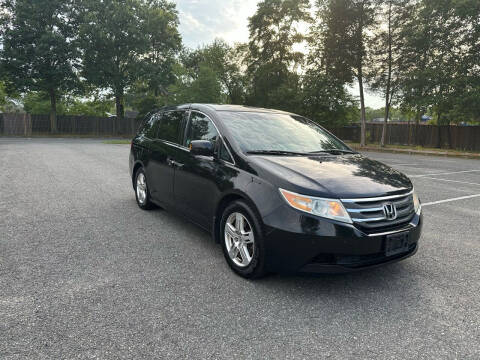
219;111;352;154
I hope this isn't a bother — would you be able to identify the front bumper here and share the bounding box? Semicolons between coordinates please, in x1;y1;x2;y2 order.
262;204;423;274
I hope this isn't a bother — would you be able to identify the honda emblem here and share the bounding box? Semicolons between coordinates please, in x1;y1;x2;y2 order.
383;203;397;220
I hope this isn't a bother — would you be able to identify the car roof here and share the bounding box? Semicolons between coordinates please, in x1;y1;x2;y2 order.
154;103;296;117
193;104;294;115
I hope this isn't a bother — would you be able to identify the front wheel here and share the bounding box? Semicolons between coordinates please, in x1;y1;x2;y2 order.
220;200;266;279
134;168;154;210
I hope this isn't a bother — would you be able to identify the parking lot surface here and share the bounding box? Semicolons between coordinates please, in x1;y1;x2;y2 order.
1;138;479;359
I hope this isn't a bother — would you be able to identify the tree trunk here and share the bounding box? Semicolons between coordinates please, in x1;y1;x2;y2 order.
381;100;390;147
49;89;57;134
358;73;367;147
381;1;392;148
115;90;124;136
357;2;366;147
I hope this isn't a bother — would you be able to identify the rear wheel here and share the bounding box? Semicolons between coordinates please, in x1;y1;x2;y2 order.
220;200;266;279
135;168;154;210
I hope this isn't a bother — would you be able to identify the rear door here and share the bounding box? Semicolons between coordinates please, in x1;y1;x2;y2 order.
147;110;187;207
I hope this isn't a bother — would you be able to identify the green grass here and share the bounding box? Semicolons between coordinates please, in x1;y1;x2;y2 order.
102;139;131;144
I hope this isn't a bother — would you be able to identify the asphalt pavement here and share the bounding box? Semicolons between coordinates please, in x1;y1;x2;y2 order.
1;138;479;359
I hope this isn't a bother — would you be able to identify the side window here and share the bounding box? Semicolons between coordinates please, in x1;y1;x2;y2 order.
139;112;158;138
184;112;219;147
158;111;183;143
144;113;161;138
219;141;233;163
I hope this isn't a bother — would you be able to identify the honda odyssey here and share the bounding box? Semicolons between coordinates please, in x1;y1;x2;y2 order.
129;104;422;278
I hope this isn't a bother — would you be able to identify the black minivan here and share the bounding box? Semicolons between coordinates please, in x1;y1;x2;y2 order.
129;104;422;278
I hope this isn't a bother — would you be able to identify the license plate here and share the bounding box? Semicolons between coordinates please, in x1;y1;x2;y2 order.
385;232;409;257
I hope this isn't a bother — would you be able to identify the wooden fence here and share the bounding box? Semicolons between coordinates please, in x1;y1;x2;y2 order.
328;123;480;152
1;113;479;152
0;113;143;137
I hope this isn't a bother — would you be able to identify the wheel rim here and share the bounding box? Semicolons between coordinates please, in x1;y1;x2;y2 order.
224;212;255;267
136;172;147;205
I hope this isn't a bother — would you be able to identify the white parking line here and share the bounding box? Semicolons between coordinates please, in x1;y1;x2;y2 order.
408;170;480;178
419;177;480;186
422;194;480;206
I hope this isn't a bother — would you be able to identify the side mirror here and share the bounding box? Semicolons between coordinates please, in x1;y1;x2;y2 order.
190;140;214;156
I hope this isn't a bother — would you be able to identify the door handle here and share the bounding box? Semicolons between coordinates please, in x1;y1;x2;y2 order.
172;161;184;168
167;158;183;168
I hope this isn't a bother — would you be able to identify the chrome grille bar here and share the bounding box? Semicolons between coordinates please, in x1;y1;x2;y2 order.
341;190;414;203
341;190;415;231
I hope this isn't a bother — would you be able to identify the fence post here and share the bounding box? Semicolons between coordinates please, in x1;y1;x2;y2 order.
72;116;77;135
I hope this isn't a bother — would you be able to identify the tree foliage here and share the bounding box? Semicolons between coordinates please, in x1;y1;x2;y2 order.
0;0;79;131
246;0;310;111
78;0;148;125
140;0;181;96
315;0;377;145
367;0;414;145
1;0;479;137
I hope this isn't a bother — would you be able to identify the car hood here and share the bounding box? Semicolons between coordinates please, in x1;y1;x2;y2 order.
249;154;413;198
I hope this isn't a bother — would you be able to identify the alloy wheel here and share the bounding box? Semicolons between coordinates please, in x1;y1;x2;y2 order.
224;212;255;267
136;172;147;205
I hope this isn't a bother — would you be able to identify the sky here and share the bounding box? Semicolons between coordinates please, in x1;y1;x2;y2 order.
175;0;384;109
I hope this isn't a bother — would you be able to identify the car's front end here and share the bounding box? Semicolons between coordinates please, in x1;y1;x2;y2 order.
260;188;422;273
241;151;423;274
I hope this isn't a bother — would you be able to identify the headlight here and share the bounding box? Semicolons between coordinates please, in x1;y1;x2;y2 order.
279;188;352;224
413;190;421;214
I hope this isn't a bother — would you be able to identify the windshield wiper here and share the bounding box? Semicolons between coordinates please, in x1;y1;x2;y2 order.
246;150;308;156
309;149;356;155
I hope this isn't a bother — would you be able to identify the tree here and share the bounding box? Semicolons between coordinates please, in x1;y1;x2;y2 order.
23;91;66;115
168;61;223;104
0;81;7;108
246;0;311;111
0;0;79;132
301;71;358;126
317;0;376;146
140;0;181;97
303;0;359;127
397;0;480;145
183;40;247;104
368;0;413;146
79;0;146;131
79;0;180;132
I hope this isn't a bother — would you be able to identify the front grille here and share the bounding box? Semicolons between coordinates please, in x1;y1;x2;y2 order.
342;191;415;232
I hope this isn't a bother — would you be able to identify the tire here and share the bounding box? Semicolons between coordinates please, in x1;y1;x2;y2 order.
220;200;266;279
134;167;154;210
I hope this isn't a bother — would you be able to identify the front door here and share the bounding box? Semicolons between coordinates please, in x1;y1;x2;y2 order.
174;111;223;228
